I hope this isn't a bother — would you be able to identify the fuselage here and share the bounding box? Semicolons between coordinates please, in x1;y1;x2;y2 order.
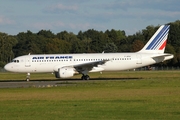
4;52;173;73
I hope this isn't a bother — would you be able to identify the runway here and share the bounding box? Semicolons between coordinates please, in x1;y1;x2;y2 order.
0;77;141;88
0;80;96;88
0;80;58;88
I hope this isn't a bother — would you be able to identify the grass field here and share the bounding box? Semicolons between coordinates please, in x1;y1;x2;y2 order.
0;71;180;119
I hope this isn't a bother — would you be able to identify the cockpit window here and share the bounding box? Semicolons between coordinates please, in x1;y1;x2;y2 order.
12;59;19;63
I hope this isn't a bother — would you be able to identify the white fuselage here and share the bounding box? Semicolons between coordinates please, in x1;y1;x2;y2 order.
4;53;173;73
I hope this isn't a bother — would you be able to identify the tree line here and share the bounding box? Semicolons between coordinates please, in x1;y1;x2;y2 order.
0;20;180;67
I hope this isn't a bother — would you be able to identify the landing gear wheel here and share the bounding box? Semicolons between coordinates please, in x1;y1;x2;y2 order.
85;75;90;80
81;75;90;80
26;78;30;82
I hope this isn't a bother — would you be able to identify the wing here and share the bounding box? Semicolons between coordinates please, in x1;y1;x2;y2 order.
73;60;109;74
53;59;110;74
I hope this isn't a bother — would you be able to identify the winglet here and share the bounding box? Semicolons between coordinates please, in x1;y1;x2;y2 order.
138;25;170;53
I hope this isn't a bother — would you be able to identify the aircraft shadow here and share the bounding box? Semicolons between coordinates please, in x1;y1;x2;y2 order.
0;77;142;82
69;77;142;81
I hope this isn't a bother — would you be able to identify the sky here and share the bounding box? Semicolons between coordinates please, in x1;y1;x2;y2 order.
0;0;180;35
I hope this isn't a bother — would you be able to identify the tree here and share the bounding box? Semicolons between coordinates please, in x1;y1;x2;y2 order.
103;42;118;53
57;31;78;42
105;29;127;52
14;31;40;56
70;39;86;53
168;21;180;46
0;33;17;65
44;38;71;54
83;29;109;52
37;30;55;38
131;40;144;52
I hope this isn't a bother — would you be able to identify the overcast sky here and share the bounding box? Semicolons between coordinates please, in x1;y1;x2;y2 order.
0;0;179;35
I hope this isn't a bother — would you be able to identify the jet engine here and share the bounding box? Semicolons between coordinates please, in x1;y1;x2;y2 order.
55;67;75;78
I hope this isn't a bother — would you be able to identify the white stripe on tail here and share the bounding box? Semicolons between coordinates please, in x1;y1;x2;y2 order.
138;25;170;53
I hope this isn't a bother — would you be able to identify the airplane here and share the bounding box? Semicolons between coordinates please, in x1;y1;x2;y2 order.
4;25;174;81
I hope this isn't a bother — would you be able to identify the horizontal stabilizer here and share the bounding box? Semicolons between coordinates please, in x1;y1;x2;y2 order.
151;54;174;62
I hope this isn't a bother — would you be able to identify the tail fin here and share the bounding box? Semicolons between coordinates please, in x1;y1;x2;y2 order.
138;25;170;53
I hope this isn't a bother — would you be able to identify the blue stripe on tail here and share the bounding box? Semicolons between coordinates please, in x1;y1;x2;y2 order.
146;25;170;50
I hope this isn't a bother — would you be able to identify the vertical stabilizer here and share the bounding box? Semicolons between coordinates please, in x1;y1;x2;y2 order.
138;25;170;53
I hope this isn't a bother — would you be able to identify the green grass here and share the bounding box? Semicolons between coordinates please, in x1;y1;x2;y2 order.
0;71;180;119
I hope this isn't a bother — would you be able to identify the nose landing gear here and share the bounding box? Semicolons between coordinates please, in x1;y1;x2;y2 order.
26;73;30;81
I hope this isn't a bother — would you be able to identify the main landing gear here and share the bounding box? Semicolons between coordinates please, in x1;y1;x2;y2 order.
81;74;90;80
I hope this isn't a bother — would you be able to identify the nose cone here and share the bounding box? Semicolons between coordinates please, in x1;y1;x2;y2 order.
4;64;12;72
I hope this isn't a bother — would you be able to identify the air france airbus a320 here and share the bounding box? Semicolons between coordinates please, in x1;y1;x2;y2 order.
4;25;174;81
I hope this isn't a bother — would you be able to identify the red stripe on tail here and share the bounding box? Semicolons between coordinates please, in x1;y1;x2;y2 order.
159;40;167;50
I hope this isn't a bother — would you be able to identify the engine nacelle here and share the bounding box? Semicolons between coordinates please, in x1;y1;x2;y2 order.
55;67;75;78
